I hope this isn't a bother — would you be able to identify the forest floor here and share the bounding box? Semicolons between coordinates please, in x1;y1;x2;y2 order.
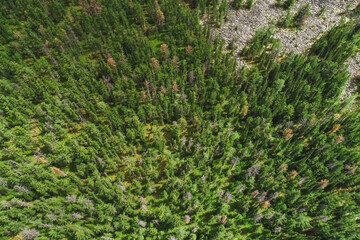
213;0;359;99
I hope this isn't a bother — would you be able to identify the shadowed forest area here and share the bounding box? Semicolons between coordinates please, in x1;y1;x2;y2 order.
0;0;359;239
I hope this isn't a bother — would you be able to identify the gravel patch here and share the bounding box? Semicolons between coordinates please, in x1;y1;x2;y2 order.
213;0;359;99
342;52;360;100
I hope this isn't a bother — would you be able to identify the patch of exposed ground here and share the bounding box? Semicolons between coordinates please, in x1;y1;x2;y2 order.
343;52;360;100
213;0;359;98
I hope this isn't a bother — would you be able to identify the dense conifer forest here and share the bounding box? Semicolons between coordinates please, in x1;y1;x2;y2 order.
0;0;359;239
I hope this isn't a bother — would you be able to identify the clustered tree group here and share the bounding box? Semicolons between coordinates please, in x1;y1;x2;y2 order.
0;0;359;239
